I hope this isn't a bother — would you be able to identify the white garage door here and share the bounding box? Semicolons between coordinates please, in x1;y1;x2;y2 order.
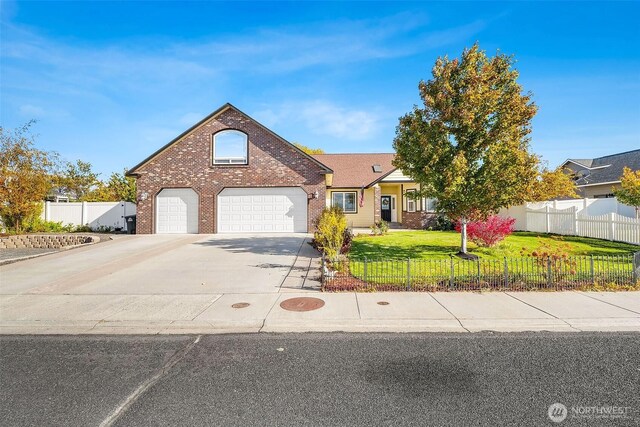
217;187;308;233
156;188;198;233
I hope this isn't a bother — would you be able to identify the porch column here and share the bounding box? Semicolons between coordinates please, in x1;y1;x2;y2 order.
374;185;381;222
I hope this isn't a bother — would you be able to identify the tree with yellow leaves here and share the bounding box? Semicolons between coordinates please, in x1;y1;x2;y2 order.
293;142;324;155
614;167;640;218
0;122;60;232
528;166;578;201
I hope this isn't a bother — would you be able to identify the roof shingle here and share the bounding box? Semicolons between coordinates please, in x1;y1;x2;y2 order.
312;153;396;188
566;149;640;186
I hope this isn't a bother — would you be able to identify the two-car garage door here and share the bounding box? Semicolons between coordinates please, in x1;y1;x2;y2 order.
217;187;307;233
155;187;308;233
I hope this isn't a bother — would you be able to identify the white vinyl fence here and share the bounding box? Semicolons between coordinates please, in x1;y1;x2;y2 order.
499;197;640;245
42;201;136;232
525;206;640;244
528;197;636;218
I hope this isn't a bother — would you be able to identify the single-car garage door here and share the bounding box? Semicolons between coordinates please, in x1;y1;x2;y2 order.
156;188;199;233
217;187;307;233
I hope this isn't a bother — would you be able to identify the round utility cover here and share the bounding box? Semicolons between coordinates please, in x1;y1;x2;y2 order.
232;303;250;309
280;297;325;312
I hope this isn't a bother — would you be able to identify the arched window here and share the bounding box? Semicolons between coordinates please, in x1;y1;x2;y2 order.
213;130;248;164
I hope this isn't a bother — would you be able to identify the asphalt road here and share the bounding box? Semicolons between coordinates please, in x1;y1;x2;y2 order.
1;333;639;426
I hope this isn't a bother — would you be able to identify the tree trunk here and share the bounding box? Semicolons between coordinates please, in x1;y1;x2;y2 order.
460;220;468;254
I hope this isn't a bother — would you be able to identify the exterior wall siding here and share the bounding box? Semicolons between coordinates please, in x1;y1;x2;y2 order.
133;108;326;234
578;183;621;198
325;188;376;228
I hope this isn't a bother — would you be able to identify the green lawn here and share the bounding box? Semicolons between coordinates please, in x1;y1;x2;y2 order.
326;231;639;291
351;231;639;260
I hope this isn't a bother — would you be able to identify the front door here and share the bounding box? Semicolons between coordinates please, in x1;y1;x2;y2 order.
381;195;391;222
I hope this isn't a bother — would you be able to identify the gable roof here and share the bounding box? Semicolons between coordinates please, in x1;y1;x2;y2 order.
312;153;396;188
564;158;594;168
562;149;640;186
126;103;332;176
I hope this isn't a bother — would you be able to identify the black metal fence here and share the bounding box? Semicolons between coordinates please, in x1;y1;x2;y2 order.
322;253;640;291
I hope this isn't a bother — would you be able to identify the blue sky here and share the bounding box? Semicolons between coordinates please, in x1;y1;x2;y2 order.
1;1;639;178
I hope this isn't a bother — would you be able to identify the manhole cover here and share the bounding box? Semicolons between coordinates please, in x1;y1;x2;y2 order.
377;301;390;306
280;297;325;312
231;302;250;309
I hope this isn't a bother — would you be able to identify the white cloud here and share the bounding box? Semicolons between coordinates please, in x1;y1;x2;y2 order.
0;14;487;109
300;101;379;140
18;104;45;117
168;15;486;73
18;103;70;119
256;100;381;141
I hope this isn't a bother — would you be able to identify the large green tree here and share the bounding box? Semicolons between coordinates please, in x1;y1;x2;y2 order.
0;122;60;232
393;43;539;255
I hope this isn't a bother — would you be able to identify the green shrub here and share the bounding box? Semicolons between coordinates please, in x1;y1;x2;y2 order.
429;215;454;231
73;224;93;232
370;220;389;235
23;215;74;233
314;207;347;261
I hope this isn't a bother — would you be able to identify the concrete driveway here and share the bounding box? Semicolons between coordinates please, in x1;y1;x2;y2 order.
0;233;318;296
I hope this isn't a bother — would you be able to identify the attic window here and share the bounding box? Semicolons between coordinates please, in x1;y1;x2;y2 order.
213;130;248;165
372;164;383;173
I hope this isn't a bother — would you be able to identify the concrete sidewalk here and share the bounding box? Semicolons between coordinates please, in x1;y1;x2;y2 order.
2;233;639;335
1;291;639;334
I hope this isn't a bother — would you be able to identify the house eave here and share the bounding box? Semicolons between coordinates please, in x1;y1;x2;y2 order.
576;180;621;188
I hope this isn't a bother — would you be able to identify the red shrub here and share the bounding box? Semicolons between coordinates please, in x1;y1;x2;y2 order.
455;216;516;247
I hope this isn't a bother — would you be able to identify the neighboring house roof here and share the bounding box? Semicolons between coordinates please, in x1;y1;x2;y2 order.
312;153;396;188
127;103;332;176
565;158;594;168
562;149;640;187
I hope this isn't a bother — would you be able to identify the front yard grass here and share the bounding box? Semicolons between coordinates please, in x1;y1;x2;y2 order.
350;231;639;260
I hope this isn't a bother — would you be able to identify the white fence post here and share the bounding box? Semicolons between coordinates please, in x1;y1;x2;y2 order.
609;212;615;240
45;201;51;221
545;206;550;233
81;201;88;225
573;208;578;235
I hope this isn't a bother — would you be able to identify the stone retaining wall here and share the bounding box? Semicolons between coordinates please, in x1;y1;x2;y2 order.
0;235;98;249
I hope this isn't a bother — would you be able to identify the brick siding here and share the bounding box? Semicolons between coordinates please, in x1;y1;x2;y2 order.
402;211;438;229
373;186;381;223
133;107;326;234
